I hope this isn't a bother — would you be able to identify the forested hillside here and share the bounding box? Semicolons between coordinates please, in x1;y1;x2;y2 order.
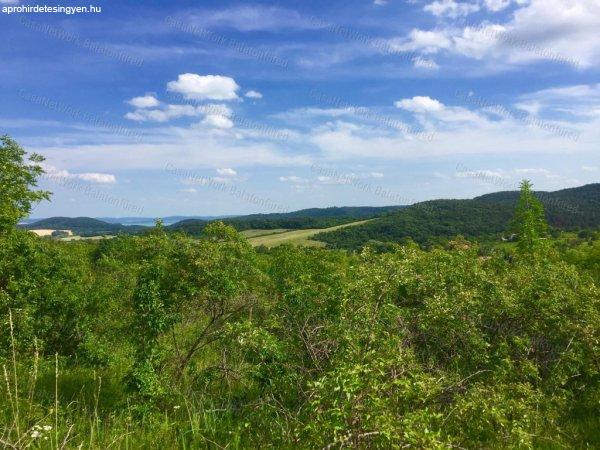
2;136;599;448
475;183;600;228
167;206;405;235
25;185;600;244
25;206;405;237
317;184;600;249
24;217;145;236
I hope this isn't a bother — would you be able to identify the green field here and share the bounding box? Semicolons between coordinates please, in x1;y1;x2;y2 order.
246;220;372;247
240;228;289;238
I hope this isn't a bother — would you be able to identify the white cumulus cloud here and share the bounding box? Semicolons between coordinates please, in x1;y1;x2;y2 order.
43;165;116;184
216;168;237;176
395;96;445;113
389;0;600;69
76;173;117;183
167;73;240;101
127;95;160;108
202;114;234;129
424;0;480;18
245;90;263;99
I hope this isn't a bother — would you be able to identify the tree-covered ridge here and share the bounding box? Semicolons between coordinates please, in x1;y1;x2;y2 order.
24;182;600;243
316;183;600;249
24;216;147;236
152;205;407;235
475;182;600;229
25;206;406;237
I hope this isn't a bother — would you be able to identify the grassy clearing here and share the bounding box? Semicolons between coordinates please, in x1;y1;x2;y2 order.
239;228;288;238
246;220;372;248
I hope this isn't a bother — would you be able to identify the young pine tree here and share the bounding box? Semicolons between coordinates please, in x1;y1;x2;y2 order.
511;180;547;253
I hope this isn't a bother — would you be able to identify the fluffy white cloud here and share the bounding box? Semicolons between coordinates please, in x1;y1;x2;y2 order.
30;81;599;192
216;168;237;176
43;165;116;184
308;85;599;161
483;0;514;12
424;0;480;18
388;29;452;54
76;173;118;183
201;114;234;129
127;95;159;108
389;0;600;69
245;90;263;99
395;96;445;113
494;0;599;67
167;74;240;101
125;104;202;122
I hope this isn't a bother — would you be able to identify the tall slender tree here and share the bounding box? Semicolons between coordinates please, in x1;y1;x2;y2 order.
511;180;547;253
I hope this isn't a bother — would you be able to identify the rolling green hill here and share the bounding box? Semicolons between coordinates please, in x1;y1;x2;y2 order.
23;184;599;245
24;217;145;236
316;184;600;250
475;183;600;229
167;206;405;236
23;206;406;238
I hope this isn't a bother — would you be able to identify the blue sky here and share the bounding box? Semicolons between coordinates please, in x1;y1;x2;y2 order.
1;0;599;217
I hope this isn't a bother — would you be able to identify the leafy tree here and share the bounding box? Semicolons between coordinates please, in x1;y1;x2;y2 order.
511;180;548;253
0;135;50;232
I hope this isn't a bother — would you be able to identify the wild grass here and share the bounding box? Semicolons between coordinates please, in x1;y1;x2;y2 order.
0;310;260;450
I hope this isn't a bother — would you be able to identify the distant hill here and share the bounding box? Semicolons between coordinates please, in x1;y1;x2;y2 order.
24;217;145;236
316;183;600;250
23;184;599;244
22;206;406;237
98;216;234;226
168;206;406;236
